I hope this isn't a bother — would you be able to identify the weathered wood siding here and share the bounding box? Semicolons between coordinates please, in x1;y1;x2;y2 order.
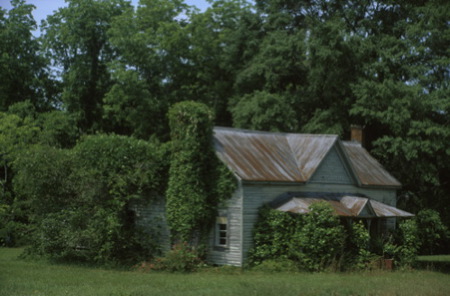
207;180;244;266
130;195;171;254
309;145;354;185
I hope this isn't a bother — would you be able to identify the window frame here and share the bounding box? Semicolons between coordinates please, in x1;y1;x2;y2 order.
215;217;228;248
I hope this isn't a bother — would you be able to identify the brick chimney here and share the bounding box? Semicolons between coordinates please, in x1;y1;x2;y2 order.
351;125;364;146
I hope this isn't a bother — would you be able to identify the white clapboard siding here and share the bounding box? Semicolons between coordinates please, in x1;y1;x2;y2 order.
207;181;244;266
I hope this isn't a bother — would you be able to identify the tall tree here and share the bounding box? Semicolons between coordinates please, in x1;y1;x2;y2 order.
172;0;256;126
302;17;360;136
0;0;50;111
350;0;450;221
105;0;255;139
41;0;131;132
105;0;190;139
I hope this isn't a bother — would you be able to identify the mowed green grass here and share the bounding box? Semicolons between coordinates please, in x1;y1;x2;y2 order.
1;248;450;296
418;255;450;262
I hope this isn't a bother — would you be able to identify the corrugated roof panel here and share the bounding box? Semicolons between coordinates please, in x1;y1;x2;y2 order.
214;128;304;182
214;127;336;183
343;142;402;188
370;200;414;218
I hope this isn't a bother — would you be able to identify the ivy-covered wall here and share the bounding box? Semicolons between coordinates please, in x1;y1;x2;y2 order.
166;101;236;248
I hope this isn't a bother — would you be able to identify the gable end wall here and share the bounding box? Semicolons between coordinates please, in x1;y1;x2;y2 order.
309;145;354;185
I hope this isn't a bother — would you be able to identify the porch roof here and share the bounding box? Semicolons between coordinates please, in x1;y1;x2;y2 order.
271;193;414;218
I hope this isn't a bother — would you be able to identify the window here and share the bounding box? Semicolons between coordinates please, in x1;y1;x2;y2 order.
215;217;228;247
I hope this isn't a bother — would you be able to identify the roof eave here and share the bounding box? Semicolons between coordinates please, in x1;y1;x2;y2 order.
241;179;307;186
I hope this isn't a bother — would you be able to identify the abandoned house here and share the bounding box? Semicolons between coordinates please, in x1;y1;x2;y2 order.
133;126;413;267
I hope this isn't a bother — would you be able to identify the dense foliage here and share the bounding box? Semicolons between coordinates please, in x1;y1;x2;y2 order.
13;135;165;264
250;203;424;271
166;101;216;245
166;101;236;247
250;203;348;271
415;209;449;255
383;219;421;269
1;0;449;261
249;206;301;264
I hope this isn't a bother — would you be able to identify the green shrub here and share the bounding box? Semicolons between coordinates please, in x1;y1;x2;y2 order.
416;209;448;255
166;101;236;246
382;219;420;269
152;243;203;273
250;202;346;272
249;206;301;265
14;135;165;265
0;205;31;247
344;220;377;270
396;219;420;268
289;202;346;271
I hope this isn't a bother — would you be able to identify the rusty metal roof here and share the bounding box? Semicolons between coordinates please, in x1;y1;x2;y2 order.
343;142;401;188
214;127;401;188
369;199;414;217
272;193;413;218
214;127;337;182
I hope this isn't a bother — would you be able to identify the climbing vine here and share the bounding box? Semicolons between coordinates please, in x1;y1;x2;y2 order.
166;101;236;247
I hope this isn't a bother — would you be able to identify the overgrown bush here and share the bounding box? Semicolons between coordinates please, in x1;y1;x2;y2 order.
416;209;448;255
344;220;377;270
143;243;203;273
249;206;301;265
0;203;30;247
250;202;346;272
166;102;236;246
13;135;165;265
289;202;346;271
382;219;420;269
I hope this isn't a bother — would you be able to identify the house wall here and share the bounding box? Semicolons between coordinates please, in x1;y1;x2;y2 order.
206;181;244;266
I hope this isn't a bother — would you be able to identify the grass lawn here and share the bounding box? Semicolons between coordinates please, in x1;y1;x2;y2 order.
1;248;450;296
418;255;450;262
416;255;450;273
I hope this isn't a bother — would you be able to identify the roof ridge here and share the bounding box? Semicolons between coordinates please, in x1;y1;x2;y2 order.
214;126;338;138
